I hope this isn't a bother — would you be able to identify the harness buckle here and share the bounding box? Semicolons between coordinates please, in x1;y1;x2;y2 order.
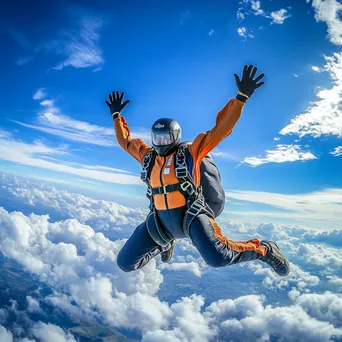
175;167;187;178
187;199;203;216
141;170;147;180
162;185;169;195
180;181;195;195
146;186;152;197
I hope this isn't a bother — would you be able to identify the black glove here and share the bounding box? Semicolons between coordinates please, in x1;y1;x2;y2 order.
234;65;264;102
105;91;130;118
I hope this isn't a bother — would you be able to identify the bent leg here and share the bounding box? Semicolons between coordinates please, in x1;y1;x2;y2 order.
117;220;162;272
188;214;267;268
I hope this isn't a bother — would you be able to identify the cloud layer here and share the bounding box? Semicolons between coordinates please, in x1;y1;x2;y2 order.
0;174;341;341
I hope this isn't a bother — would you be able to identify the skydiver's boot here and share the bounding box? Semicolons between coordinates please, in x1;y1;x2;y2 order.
161;239;177;263
259;241;290;277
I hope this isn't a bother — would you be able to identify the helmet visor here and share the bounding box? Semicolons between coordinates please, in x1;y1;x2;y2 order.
152;131;175;146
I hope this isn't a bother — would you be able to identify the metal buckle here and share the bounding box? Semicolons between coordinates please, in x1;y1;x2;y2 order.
146;186;152;196
162;185;169;195
141;170;147;180
180;181;195;195
187;199;203;216
175;167;187;178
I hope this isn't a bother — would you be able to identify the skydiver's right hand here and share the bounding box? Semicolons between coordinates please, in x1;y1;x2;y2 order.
105;91;130;118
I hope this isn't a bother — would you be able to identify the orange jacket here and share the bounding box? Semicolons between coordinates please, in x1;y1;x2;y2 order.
114;98;245;210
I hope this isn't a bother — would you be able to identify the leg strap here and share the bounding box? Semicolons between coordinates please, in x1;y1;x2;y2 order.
183;196;213;238
146;211;174;247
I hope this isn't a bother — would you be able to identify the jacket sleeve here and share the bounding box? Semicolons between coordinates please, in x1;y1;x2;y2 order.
114;116;152;163
188;98;245;185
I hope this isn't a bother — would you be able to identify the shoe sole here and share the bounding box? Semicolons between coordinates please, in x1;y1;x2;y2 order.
161;240;177;263
264;241;290;277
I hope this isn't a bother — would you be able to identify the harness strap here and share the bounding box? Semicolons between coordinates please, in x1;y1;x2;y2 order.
152;183;181;195
146;209;174;247
141;143;209;243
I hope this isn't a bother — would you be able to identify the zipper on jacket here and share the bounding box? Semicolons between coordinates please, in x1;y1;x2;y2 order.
159;156;169;210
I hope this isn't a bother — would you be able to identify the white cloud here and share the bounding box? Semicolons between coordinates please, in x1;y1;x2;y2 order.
312;65;322;72
16;56;33;66
237;0;291;32
33;88;46;100
295;292;342;326
330;146;342;156
211;150;239;161
297;244;342;270
280;52;342;138
13;95;151;147
208;29;215;36
304;229;342;247
327;276;342;288
0;207;167;332
310;0;342;45
0;129;12;139
26;296;43;314
248;262;320;290
242;144;317;166
1;173;147;233
205;293;342;342
0;326;13;342
12;116;117;147
32;322;77;342
224;188;342;230
44;17;105;70
158;261;202;277
237;26;247;37
270;9;291;24
143;294;214;342
0;132;142;185
1;186;342;341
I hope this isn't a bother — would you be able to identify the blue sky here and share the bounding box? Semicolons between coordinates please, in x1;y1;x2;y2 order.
0;0;341;230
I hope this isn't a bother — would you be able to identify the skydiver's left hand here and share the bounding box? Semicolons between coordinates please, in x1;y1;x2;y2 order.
234;65;264;101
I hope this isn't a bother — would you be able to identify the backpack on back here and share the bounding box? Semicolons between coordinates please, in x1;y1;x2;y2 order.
182;142;225;218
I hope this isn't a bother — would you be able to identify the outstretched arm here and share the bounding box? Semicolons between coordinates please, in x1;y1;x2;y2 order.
106;91;152;163
189;65;264;184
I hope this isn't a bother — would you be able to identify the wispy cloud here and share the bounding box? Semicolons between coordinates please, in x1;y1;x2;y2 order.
15;56;34;66
13;114;151;147
8;29;31;49
43;17;105;70
225;188;342;230
330;146;342;156
309;0;342;45
280;53;342;138
0;129;142;185
242;144;317;167
12;115;117;147
13;94;151;147
237;26;247;37
269;8;291;24
237;26;254;38
33;88;46;100
8;29;34;66
180;10;191;26
237;0;291;38
211;150;239;161
311;65;322;72
208;29;215;36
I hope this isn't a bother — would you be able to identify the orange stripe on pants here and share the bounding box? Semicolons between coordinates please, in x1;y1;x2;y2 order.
209;217;267;256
